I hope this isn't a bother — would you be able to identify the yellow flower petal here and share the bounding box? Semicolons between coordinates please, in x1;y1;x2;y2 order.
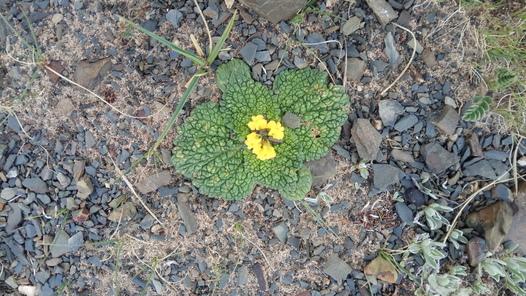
256;140;276;160
244;132;262;150
247;115;268;131
267;120;284;140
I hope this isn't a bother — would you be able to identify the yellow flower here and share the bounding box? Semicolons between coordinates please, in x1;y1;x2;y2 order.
244;132;262;151
247;115;268;131
245;115;284;160
267;120;284;140
257;141;276;160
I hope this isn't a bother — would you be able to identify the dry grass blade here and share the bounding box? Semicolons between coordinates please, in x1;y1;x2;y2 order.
190;34;205;57
193;0;213;54
43;65;160;119
442;168;515;244
108;156;164;226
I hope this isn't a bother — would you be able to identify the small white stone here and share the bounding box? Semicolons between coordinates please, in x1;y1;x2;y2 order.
51;13;64;25
18;285;38;296
444;96;458;108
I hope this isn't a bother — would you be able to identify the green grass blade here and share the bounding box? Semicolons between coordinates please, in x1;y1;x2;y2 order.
206;10;237;65
121;17;206;67
145;72;203;159
21;10;42;59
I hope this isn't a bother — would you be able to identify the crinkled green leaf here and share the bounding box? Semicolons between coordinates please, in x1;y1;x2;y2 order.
274;69;349;161
216;58;252;92
172;103;256;200
173;59;350;200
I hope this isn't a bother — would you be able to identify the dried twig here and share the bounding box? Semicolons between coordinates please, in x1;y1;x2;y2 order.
442;168;514;244
379;23;417;97
43;65;161;119
193;0;213;54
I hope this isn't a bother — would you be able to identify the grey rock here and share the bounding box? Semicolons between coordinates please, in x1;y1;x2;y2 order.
405;188;427;207
73;160;85;181
238;265;249;286
74;0;84;10
1;187;17;200
68;232;84;253
372;164;401;191
323;254;352;284
152;279;163;294
85;130;96;148
40;285;53;296
50;230;70;257
0;144;6;157
378;99;404;127
55;98;75;117
5;276;17;289
22;177;48;193
76;176;94;199
407;38;423;54
136;171;172;194
240;0;306;23
36;194;51;204
467;237;487;267
507;182;526;253
469;134;483;157
307;154;338;187
7;115;21;132
365;0;398;26
56;172;70;188
6;203;22;233
306;33;329;54
464;160;497;179
421;143;459;174
467;202;514;250
25;224;37;238
240;42;258;65
140;215;155;230
422;48;437;67
255;51;271;63
394;114;418;132
391;149;415;163
351;119;382;161
485;150;508;162
282;112;302;128
345;58;367;82
294;56;308;69
35;270;50;284
492;184;511;201
384;32;400;66
272;223;288;243
203;5;219;20
108;202;137;222
73;58;112;90
342;16;364;35
432;106;459;136
178;195;198;234
395;202;413;224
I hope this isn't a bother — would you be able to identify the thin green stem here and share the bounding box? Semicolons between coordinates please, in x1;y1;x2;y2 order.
206;10;237;65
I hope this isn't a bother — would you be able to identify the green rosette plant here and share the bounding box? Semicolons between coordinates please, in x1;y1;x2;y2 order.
172;59;349;200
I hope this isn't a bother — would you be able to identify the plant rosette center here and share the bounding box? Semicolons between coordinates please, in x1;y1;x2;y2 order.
245;115;285;160
172;59;349;200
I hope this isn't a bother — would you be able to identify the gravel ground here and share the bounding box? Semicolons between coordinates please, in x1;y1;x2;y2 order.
0;0;523;295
